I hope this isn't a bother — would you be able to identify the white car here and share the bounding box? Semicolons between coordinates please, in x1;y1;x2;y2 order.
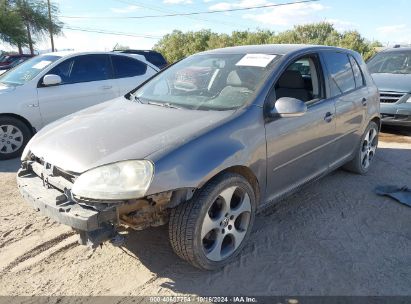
0;51;159;159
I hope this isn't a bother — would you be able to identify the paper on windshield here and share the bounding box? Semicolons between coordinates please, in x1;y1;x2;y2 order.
32;61;52;69
236;54;276;67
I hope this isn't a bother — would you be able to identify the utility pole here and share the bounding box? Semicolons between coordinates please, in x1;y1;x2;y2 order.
47;0;55;52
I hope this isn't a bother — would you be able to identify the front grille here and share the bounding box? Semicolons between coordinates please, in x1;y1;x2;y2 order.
26;154;78;192
380;92;405;103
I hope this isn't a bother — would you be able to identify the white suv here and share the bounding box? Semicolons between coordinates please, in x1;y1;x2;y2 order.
0;51;159;159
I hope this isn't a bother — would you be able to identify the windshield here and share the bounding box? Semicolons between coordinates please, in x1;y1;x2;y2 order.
0;55;9;62
367;51;411;74
134;53;280;111
0;55;60;85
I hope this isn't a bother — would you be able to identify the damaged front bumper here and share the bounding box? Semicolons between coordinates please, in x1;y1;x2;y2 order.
16;160;181;247
17;167;120;246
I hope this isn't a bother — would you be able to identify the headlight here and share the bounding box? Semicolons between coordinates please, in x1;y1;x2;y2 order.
406;96;411;103
21;134;37;161
21;145;30;161
72;160;154;200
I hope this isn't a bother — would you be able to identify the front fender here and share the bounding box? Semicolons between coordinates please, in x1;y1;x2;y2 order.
145;106;267;199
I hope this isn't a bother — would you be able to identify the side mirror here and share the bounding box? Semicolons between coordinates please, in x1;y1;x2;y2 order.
43;74;62;86
269;97;307;118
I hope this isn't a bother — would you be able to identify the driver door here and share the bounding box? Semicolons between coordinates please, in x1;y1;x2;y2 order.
264;54;337;202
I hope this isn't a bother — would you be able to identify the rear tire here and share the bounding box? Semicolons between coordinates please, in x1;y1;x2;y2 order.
0;116;32;160
169;172;256;270
344;121;379;174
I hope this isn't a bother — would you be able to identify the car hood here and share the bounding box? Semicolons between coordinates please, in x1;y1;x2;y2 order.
27;97;234;173
371;73;411;93
0;83;16;94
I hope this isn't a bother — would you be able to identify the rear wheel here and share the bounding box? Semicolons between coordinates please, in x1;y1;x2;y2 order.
0;117;32;160
344;121;379;174
169;172;256;270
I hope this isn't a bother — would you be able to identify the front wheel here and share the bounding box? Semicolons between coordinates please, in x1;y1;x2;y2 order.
169;173;256;270
0;117;32;160
344;121;379;174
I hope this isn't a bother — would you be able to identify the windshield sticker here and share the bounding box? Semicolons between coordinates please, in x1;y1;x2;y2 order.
236;54;276;67
32;60;52;69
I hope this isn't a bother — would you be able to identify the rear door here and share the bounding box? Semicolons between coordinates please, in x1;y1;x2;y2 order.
320;51;368;166
264;53;337;202
110;55;157;95
37;54;118;126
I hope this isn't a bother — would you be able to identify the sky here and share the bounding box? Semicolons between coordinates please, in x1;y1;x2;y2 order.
2;0;411;52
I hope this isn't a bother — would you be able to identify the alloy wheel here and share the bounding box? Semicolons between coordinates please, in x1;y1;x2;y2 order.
0;124;24;154
360;127;378;169
201;186;251;262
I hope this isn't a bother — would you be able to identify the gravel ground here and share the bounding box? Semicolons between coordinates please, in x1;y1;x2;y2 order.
0;126;410;296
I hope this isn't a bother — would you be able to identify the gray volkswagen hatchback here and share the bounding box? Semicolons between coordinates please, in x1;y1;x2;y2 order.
17;44;380;270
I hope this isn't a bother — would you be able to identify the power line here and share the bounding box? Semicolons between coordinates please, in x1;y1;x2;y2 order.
63;26;161;39
113;0;242;27
59;0;319;19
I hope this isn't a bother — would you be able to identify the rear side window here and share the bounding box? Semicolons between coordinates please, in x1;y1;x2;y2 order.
323;52;355;97
111;55;147;78
146;53;167;67
48;54;112;84
349;55;365;88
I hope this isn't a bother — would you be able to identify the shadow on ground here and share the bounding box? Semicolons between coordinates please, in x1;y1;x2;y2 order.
119;146;411;296
0;158;20;173
381;125;411;137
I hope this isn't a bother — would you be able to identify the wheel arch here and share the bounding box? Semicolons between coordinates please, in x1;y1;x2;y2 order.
0;113;36;135
198;165;261;206
370;116;381;131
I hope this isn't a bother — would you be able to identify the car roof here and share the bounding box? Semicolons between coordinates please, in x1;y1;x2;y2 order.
39;51;159;70
200;44;350;56
380;47;411;53
6;54;32;57
119;49;161;53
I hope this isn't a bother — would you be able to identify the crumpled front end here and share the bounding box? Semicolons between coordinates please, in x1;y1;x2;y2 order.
17;155;178;247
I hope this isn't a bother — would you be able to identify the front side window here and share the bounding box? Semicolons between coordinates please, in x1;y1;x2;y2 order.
48;54;111;84
367;51;411;74
323;52;356;97
134;53;280;111
275;55;323;103
0;55;60;86
112;55;147;78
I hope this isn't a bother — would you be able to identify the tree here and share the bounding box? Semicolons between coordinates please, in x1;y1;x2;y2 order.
154;30;190;63
271;22;341;46
12;0;62;54
154;22;381;63
0;0;28;52
0;0;63;54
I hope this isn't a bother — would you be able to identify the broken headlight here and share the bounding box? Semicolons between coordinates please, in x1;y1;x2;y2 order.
72;160;154;200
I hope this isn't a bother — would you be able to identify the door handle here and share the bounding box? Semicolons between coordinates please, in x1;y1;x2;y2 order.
101;85;112;90
361;98;367;106
324;112;334;123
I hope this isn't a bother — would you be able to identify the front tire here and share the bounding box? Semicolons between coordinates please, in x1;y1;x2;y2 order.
169;172;256;270
0;117;32;160
344;121;379;174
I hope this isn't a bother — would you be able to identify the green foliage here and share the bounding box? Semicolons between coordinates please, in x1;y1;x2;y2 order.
154;22;381;63
0;0;63;53
0;0;28;47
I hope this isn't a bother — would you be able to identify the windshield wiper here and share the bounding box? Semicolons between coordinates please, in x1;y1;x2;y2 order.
146;101;182;109
129;92;143;103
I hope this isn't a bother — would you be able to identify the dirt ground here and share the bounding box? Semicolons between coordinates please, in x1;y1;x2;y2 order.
0;126;410;296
